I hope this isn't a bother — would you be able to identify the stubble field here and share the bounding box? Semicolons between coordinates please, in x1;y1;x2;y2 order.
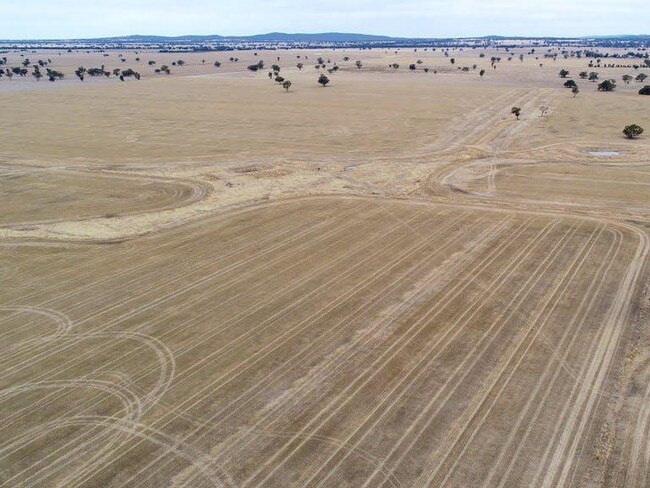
0;45;649;487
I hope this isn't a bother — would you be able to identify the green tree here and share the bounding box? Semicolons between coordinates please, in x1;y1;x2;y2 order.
597;79;616;92
623;124;644;139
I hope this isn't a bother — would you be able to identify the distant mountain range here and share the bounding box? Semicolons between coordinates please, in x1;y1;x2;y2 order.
8;32;401;43
2;32;649;44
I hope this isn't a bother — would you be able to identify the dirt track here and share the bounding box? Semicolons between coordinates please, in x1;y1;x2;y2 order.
1;46;649;487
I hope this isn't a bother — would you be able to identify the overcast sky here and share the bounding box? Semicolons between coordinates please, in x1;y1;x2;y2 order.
0;0;646;40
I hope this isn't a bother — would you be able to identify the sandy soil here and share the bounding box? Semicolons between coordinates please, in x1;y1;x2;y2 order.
0;46;649;487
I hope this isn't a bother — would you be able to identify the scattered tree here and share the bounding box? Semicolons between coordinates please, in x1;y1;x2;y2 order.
318;73;330;87
479;69;485;77
559;69;569;78
622;74;633;84
572;86;580;97
355;60;363;70
75;66;86;81
511;106;521;120
539;106;549;117
639;85;650;95
597;79;616;92
282;80;292;92
623;124;644;139
564;79;577;88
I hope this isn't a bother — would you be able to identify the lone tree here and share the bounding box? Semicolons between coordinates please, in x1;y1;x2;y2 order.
559;69;569;78
318;73;330;87
639;85;650;95
572;86;580;97
511;107;521;120
623;124;644;139
282;80;292;92
597;79;616;92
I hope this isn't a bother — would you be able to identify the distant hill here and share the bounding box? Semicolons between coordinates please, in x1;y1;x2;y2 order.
70;32;400;43
1;32;648;45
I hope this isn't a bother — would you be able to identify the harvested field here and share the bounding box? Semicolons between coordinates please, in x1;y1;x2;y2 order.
0;197;646;487
1;43;649;487
0;166;208;227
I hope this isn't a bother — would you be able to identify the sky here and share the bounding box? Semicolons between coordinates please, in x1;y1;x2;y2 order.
0;0;647;40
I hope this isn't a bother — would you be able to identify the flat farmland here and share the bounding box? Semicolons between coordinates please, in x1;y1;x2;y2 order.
0;166;208;227
0;197;645;487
